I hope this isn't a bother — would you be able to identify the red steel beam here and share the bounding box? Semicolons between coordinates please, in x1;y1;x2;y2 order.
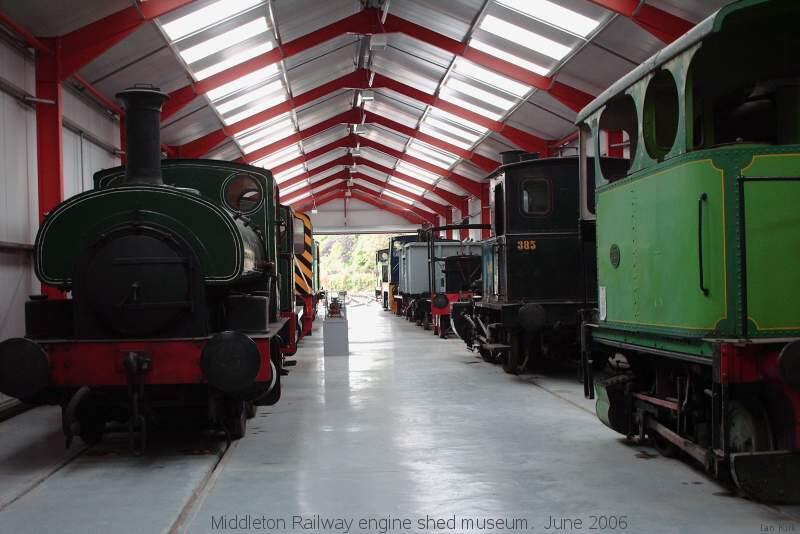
58;0;193;79
296;184;428;226
586;0;693;43
281;173;348;202
35;37;64;298
278;156;351;190
0;10;50;52
294;188;346;212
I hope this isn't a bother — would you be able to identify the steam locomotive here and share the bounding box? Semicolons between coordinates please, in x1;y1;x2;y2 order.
0;87;297;447
451;153;622;374
579;0;800;502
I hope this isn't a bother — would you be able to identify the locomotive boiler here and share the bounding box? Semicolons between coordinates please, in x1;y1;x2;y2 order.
0;87;296;447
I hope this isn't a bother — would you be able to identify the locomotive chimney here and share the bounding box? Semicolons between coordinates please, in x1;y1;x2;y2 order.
116;86;169;185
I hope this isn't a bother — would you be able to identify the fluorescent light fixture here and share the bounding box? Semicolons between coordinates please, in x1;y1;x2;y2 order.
162;0;264;40
395;161;440;183
357;90;375;107
479;15;571;60
497;0;600;37
311;208;318;214
452;59;531;97
468;39;550;76
207;65;279;100
179;18;268;64
445;78;516;110
351;124;367;135
350;147;361;157
438;90;504;120
215;79;284;114
345;190;352;197
384;190;414;204
423;115;481;138
194;42;273;80
389;178;424;195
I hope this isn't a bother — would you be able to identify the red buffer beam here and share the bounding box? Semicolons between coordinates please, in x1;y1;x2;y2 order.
585;0;693;43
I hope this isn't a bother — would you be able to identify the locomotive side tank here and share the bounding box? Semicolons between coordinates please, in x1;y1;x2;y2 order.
0;87;289;446
578;0;800;502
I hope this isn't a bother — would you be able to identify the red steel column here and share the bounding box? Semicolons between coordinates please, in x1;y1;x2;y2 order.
607;130;624;158
35;39;64;298
480;183;491;239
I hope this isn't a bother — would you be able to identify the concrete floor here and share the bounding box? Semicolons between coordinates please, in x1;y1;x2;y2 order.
0;299;798;533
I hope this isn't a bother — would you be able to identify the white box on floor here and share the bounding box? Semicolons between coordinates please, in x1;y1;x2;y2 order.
323;317;349;356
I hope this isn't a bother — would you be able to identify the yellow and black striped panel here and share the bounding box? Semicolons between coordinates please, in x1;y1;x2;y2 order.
294;210;314;296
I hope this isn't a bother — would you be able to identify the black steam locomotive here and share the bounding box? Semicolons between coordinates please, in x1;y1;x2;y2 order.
452;152;624;374
0;87;297;448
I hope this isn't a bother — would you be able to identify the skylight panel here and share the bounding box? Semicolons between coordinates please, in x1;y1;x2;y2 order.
389;178;424;195
215;79;284;114
235;114;292;145
162;0;264;40
194;42;273;80
286;191;311;203
275;164;305;183
468;39;550;76
253;144;302;170
428;108;488;134
207;65;280;100
479;15;571;60
418;126;474;150
406;141;458;169
281;181;307;195
395;161;440;183
384;190;414;204
423;116;482;139
222;94;288;126
179;18;268;64
452;59;531;96
438;91;504;121
497;0;600;37
445;78;516;110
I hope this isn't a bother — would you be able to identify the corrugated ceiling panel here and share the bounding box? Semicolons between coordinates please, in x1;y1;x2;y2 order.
434;179;465;195
360;147;398;169
161;105;222;146
385;33;453;69
310;166;344;183
287;42;357;96
649;0;731;22
362;125;409;152
388;0;484;42
296;91;353;130
302;124;350;152
364;96;423;129
79;24;167;84
591;17;663;66
283;33;360;70
556;43;639;97
473;134;516;161
359;165;389;181
90;45;191;97
307;147;348;169
373;88;426;113
0;0;131;37
371;48;445;95
505;99;575;140
451;162;485;181
206;141;243;161
312;178;344;191
273;0;361;43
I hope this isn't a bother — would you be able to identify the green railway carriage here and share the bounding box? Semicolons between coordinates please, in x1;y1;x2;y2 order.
577;0;800;502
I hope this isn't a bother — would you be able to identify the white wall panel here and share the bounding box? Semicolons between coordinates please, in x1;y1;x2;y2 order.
63;128;121;199
310;198;417;234
0;91;38;244
62;88;120;150
0;39;34;93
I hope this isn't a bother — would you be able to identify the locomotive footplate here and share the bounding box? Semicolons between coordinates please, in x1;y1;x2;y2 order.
730;451;800;504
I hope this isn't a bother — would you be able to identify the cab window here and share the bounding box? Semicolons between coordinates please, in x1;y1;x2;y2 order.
521;179;550;215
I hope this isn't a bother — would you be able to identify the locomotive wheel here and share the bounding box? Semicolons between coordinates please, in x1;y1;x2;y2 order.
78;416;105;446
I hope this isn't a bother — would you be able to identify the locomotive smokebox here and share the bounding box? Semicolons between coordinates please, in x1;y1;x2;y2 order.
116;86;169;185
